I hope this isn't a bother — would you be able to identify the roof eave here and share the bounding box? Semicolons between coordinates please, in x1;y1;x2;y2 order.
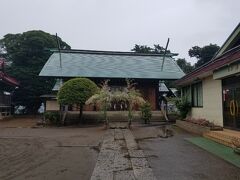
214;23;240;58
39;74;183;80
176;49;240;86
48;48;179;57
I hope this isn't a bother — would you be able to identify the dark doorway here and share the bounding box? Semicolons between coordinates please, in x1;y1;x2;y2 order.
222;76;240;130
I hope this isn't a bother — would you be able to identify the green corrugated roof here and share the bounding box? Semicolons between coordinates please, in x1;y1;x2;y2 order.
39;50;185;79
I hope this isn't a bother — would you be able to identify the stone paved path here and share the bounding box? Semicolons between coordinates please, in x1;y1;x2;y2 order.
90;127;156;180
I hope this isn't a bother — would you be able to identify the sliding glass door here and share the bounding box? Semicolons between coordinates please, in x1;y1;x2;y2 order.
222;76;240;130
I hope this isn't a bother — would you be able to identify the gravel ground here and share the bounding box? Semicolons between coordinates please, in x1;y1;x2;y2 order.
0;116;39;128
0;125;105;180
132;125;240;180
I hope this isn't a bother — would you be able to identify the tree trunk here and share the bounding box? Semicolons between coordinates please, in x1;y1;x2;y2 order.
104;102;108;126
60;105;63;125
128;105;132;128
60;105;68;126
79;104;83;124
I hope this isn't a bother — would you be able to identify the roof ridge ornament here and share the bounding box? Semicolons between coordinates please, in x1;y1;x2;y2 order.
161;38;170;71
55;33;62;68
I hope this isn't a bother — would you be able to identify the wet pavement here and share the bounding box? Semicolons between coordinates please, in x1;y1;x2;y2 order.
133;126;240;180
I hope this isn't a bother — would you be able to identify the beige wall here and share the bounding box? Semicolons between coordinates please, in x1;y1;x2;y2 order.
46;100;60;111
189;75;223;126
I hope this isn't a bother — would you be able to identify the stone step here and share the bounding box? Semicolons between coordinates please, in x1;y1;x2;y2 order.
109;122;128;129
203;130;240;148
203;133;233;147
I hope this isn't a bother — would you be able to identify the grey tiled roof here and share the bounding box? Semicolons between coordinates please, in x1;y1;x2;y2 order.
39;50;185;79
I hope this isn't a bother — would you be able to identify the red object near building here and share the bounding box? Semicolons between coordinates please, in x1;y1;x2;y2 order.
0;58;19;86
0;58;19;119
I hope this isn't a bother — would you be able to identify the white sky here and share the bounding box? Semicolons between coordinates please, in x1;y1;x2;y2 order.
1;0;240;64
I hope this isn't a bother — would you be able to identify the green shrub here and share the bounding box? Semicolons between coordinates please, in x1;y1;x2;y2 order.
44;111;61;126
175;98;191;119
140;102;152;124
57;78;99;105
57;78;99;123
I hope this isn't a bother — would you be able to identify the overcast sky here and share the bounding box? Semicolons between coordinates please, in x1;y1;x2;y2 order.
1;0;239;64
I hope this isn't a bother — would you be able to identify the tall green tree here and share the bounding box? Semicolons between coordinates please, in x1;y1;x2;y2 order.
188;44;220;68
176;58;194;74
0;30;70;113
131;44;170;54
131;44;152;53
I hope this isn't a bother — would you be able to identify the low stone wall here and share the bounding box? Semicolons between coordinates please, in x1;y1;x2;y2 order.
64;111;165;123
176;120;210;135
0;114;12;120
